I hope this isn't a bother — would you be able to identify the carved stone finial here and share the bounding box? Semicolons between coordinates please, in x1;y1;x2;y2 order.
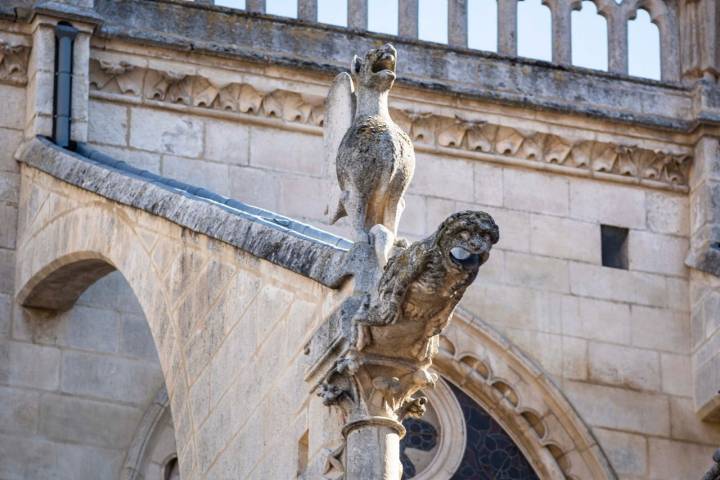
319;210;498;479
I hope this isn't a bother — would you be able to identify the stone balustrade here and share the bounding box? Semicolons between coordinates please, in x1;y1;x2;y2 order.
194;0;687;82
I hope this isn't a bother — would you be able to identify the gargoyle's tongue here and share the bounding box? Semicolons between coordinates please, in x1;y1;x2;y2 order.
372;57;396;73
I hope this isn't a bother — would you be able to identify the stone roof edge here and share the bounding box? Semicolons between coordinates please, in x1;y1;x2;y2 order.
87;0;699;133
16;136;351;288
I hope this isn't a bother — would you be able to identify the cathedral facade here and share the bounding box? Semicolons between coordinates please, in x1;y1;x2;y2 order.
0;0;719;479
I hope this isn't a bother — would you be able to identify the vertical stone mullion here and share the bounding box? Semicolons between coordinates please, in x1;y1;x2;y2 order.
298;0;318;21
245;0;265;13
448;0;468;48
498;0;518;56
398;0;419;38
348;0;368;30
607;9;629;75
548;0;572;65
659;10;681;81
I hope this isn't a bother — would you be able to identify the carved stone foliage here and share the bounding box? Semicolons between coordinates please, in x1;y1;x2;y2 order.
89;59;325;127
89;59;691;189
0;40;30;84
391;109;692;189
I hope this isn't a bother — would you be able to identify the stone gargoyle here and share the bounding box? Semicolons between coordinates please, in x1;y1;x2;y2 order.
356;210;499;360
318;43;499;480
325;43;415;247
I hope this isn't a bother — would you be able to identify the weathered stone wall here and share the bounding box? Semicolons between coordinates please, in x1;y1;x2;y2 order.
80;38;720;479
2;272;166;479
0;18;175;480
2;2;720;478
14;157;346;479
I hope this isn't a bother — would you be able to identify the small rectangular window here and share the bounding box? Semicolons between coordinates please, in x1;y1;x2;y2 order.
601;225;628;270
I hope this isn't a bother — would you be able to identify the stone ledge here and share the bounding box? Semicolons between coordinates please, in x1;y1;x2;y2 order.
16;136;351;288
79;0;697;132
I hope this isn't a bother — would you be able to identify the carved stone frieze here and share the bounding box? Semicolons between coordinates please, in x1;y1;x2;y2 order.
391;109;692;189
0;40;30;84
88;59;692;189
88;59;325;127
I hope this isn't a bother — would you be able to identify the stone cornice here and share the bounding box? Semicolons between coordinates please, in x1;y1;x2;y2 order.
16;137;351;288
89;59;693;191
82;0;701;132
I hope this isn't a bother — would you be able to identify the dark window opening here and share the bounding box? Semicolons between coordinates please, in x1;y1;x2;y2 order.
601;225;628;270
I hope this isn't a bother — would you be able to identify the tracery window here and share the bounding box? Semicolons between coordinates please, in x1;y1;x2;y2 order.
400;379;538;479
449;383;538;479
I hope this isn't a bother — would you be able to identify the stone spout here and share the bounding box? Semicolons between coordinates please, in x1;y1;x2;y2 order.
319;211;499;479
320;43;499;480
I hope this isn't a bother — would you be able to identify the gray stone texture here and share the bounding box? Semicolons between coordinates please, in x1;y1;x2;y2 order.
17;137;351;287
2;0;720;478
79;0;701;130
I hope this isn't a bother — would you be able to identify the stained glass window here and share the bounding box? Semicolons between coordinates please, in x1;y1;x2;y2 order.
399;380;539;479
400;417;438;478
449;382;539;480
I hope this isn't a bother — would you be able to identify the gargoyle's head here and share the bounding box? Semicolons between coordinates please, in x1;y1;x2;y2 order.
351;43;397;91
436;211;499;274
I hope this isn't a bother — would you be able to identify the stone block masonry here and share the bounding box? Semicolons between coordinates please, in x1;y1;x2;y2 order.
1;1;719;476
12;137;348;479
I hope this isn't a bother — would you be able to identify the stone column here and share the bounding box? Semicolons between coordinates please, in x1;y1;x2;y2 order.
398;0;418;38
606;6;629;75
497;0;518;56
344;419;403;478
545;0;573;65
659;6;681;81
298;0;318;21
245;0;265;13
319;351;436;480
26;7;94;143
348;0;368;30
679;0;719;81
448;0;468;48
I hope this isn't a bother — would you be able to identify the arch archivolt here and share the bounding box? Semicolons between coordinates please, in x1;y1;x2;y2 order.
435;308;616;480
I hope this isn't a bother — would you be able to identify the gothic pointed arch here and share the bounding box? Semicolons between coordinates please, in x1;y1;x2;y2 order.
427;307;617;480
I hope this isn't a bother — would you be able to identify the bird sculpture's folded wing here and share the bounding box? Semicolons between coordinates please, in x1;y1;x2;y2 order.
324;72;355;223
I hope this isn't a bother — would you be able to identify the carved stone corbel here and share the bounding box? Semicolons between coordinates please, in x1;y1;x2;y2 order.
319;349;436;479
0;40;30;84
89;60;146;95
